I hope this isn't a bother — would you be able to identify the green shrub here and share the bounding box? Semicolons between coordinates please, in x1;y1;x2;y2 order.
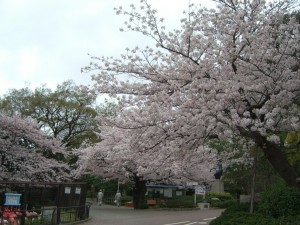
158;199;167;208
210;211;277;225
211;199;237;208
211;208;300;225
205;192;234;202
159;196;195;208
25;219;43;225
198;192;236;208
86;190;96;198
221;202;250;214
210;196;300;225
276;214;300;225
259;186;300;218
121;195;133;203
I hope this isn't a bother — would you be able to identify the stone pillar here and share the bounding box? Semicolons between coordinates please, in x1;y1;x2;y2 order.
211;180;224;193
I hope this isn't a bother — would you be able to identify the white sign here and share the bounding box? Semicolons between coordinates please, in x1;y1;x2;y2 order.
195;185;205;195
164;189;173;198
186;182;198;186
65;187;71;194
176;191;183;196
75;187;81;194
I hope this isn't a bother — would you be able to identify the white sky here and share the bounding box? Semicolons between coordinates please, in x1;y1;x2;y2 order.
0;0;213;97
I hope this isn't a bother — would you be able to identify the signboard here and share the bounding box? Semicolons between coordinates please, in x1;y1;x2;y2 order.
5;193;21;206
163;189;173;198
75;187;81;194
186;182;198;186
195;186;206;196
176;191;183;196
65;187;71;194
41;206;57;224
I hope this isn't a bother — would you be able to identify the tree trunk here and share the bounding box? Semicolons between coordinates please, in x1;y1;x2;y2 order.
253;132;300;189
132;176;147;209
250;147;257;214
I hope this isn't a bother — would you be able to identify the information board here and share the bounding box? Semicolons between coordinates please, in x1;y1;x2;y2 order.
195;186;206;195
4;193;21;206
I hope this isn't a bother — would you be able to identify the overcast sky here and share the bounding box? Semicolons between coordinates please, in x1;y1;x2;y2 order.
0;0;213;97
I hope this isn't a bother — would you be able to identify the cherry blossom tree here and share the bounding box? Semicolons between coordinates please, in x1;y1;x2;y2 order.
76;114;218;208
82;0;300;192
0;114;71;182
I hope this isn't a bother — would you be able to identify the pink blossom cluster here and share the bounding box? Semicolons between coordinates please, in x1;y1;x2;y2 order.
0;114;71;181
78;0;300;185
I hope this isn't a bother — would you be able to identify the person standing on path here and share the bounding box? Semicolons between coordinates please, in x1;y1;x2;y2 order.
97;190;103;206
114;191;121;207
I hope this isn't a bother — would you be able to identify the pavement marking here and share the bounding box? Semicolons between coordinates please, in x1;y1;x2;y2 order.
164;221;190;225
165;218;213;225
203;217;216;221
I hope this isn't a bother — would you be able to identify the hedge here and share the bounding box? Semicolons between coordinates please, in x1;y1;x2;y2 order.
258;186;300;218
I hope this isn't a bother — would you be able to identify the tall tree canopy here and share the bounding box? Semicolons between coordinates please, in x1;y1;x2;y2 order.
0;80;100;149
81;0;300;188
0;114;70;181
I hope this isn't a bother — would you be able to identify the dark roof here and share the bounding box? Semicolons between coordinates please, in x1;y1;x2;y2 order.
146;184;177;188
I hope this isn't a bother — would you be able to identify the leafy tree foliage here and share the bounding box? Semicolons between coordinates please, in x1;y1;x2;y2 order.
0;80;100;149
208;137;282;195
0;114;70;181
223;155;283;196
285;131;300;175
77;175;121;193
80;0;300;189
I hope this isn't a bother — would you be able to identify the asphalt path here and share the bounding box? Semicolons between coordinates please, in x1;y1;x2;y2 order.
83;200;224;225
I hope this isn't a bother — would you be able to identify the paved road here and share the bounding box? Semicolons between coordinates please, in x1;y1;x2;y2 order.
83;200;224;225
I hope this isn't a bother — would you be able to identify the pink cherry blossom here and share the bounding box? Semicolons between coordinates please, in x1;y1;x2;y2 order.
80;0;300;188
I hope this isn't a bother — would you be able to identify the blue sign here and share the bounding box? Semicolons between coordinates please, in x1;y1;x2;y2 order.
4;193;21;206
